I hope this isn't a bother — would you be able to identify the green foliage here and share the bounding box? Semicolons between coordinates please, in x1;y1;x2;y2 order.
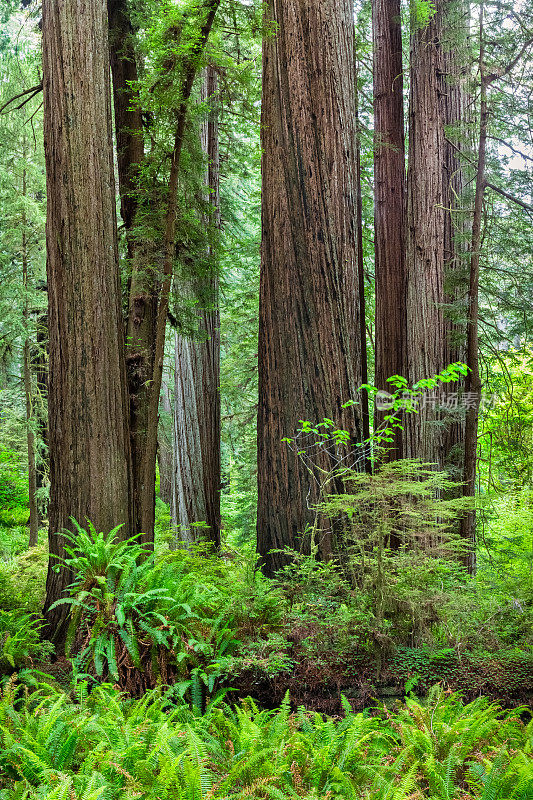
50;521;245;701
480;349;533;491
410;0;437;29
0;450;29;527
0;683;531;799
0;544;47;613
0;610;53;672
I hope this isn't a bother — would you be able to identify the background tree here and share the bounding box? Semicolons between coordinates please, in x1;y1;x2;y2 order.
171;67;222;547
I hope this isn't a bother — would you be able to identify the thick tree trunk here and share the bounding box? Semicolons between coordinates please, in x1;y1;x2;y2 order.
257;0;363;576
405;6;446;467
171;67;221;547
42;0;132;639
405;0;469;472
372;0;407;460
440;0;470;483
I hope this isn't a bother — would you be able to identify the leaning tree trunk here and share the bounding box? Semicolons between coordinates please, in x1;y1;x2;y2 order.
171;66;221;548
42;0;132;640
372;0;407;461
257;0;364;577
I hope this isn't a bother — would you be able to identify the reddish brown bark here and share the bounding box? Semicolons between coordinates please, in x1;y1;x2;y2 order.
405;0;469;474
257;0;363;576
459;3;485;569
372;0;407;461
42;0;132;638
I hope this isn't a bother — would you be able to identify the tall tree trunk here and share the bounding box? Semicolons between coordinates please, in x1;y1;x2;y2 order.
355;55;370;470
42;0;132;639
460;2;487;570
33;303;48;526
158;381;174;506
441;0;470;483
372;0;407;460
171;67;221;547
257;0;363;577
21;166;39;548
108;0;158;546
405;5;446;467
405;0;470;474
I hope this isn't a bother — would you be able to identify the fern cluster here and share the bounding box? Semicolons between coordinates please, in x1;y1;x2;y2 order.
49;522;252;704
0;683;531;799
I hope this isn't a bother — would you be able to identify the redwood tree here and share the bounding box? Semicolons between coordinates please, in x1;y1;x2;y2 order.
405;0;469;472
42;0;132;636
257;0;364;576
372;0;407;459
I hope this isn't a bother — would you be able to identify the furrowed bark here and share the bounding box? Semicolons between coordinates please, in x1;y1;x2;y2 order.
460;2;487;571
42;0;132;639
405;0;469;474
372;0;407;461
108;0;158;545
257;0;364;576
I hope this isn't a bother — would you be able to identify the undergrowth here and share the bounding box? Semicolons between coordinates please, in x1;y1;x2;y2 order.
0;682;531;799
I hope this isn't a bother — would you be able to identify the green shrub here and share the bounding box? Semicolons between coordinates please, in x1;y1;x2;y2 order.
51;521;243;704
0;545;47;613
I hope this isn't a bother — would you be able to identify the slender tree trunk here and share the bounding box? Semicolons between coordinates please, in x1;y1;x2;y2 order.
21;167;39;548
460;3;487;570
355;55;370;471
171;67;221;547
441;0;470;482
372;0;407;460
141;1;220;545
108;0;158;546
42;0;132;639
33;304;48;526
257;0;363;576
